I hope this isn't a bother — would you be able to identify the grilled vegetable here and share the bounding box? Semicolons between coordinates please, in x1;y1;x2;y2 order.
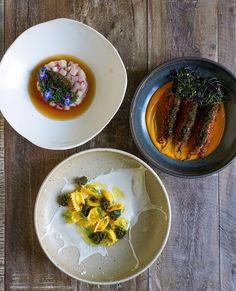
158;94;181;144
170;67;224;158
174;99;198;145
191;103;219;157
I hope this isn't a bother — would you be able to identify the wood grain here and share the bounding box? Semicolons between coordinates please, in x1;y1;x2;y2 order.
147;1;220;290
0;0;4;289
2;0;236;290
218;1;236;291
4;0;147;290
5;2;78;290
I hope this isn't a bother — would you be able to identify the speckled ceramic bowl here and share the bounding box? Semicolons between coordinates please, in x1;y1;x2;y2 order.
130;57;236;177
34;148;171;284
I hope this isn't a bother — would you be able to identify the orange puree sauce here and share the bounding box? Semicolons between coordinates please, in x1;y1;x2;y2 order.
146;82;225;160
28;55;95;121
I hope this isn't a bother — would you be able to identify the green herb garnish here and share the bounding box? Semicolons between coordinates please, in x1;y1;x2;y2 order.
100;197;110;211
81;204;91;217
75;176;88;186
57;193;69;206
115;227;127;239
110;210;121;221
89;232;106;244
171;67;224;107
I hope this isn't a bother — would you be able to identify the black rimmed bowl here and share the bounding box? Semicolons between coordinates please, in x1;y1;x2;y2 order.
130;57;236;177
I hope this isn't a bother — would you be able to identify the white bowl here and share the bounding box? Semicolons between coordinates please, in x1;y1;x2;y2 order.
34;148;171;284
0;19;127;149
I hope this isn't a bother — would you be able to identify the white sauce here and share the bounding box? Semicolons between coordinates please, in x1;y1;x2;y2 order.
41;167;167;269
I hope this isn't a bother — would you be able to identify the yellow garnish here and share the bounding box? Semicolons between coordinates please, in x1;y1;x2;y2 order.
70;190;85;211
94;217;109;232
109;203;124;211
63;210;81;224
77;219;94;228
82;187;98;196
111;217;128;228
102;189;113;202
87;195;100;207
87;207;101;222
106;229;118;245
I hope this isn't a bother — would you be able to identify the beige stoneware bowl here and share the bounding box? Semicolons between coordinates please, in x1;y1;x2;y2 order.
34;148;171;284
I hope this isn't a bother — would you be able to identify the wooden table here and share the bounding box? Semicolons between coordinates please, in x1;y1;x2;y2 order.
1;1;236;290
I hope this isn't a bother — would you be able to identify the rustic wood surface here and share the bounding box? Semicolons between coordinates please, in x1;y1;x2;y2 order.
1;0;236;290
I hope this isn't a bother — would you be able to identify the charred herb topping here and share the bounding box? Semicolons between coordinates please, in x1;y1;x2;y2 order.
115;227;127;239
89;196;99;203
175;100;198;144
196;103;219;147
75;176;88;186
166;96;181;138
158;94;181;143
100;197;110;211
110;210;121;221
81;203;91;217
89;232;106;244
57;193;69;206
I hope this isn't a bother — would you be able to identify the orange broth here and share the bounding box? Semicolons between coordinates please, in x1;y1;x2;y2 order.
146;82;225;160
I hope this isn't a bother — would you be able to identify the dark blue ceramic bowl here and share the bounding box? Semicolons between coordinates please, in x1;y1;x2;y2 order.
130;57;236;177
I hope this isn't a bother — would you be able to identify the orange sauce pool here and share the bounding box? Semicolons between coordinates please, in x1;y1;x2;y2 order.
146;82;226;160
28;55;95;120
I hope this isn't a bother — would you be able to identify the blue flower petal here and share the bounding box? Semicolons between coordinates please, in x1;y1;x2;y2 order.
38;67;48;81
63;96;72;106
43;89;53;101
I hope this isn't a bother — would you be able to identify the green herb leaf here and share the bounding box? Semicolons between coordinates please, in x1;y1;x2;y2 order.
171;67;224;107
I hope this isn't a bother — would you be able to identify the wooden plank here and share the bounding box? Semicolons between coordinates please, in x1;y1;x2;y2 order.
74;0;148;289
4;1;76;290
0;0;4;289
147;0;220;290
218;1;236;290
4;0;147;290
0;112;4;291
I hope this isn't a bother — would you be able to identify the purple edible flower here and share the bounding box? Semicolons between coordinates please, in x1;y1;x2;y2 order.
38;67;48;81
43;89;53;101
63;96;72;106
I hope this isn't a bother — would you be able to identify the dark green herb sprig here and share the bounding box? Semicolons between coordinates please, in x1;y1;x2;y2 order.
37;67;76;106
170;67;224;107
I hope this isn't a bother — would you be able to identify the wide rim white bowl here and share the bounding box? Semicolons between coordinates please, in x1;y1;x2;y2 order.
0;19;127;149
34;148;171;285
